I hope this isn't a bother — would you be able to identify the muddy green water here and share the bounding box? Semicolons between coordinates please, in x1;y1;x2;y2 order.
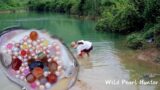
0;12;160;90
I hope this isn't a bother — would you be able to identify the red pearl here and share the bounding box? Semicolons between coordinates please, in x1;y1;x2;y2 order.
26;73;36;83
47;73;57;84
30;31;38;41
48;61;58;72
21;50;27;56
11;58;22;70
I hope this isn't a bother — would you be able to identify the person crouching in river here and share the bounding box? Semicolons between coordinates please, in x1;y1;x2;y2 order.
71;40;93;58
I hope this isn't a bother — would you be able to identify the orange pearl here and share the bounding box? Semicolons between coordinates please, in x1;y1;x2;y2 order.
32;67;44;79
30;31;38;41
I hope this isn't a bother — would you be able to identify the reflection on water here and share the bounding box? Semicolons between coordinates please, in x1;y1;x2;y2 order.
0;12;159;90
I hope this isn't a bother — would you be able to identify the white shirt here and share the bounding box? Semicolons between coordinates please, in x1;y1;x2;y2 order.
76;40;92;55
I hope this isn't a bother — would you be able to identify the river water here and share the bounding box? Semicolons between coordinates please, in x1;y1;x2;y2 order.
0;12;160;90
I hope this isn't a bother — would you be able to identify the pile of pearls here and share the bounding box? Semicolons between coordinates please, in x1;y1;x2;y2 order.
5;31;64;90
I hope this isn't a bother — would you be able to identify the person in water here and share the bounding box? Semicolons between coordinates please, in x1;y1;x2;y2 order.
71;40;93;57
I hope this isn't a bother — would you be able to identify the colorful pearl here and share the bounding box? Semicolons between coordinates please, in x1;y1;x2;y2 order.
30;31;38;41
47;73;57;84
6;43;13;49
11;58;22;70
32;67;44;79
26;73;36;83
21;50;27;56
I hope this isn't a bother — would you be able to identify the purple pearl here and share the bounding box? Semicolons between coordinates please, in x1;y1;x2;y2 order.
24;69;30;76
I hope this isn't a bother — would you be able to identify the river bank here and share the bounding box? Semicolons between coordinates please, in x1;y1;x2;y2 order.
0;9;27;14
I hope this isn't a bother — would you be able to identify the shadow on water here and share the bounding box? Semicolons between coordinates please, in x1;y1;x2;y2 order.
0;12;160;90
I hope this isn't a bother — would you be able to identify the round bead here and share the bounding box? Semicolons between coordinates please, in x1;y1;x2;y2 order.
13;47;19;52
43;71;49;77
11;58;22;70
42;40;48;46
45;82;51;89
39;85;45;90
55;45;60;51
20;75;25;80
21;50;27;56
35;80;40;86
39;77;47;85
55;71;60;76
23;69;30;76
30;31;38;41
21;44;28;49
47;58;52;62
32;67;44;79
29;61;44;70
56;51;60;56
15;74;20;78
47;73;57;84
30;82;37;89
48;61;58;72
26;73;36;83
6;43;13;49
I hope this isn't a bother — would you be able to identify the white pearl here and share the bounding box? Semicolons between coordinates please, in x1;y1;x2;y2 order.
21;63;25;67
28;56;31;59
16;70;20;74
13;52;18;56
47;58;52;62
18;56;23;60
34;55;38;59
20;76;25;80
57;66;62;71
55;46;60;50
24;62;28;66
23;58;27;62
39;85;45;90
43;46;47;50
35;80;40;86
24;42;27;45
54;56;59;61
13;47;19;52
55;71;60;76
45;82;51;89
12;55;16;59
28;44;32;48
46;49;50;53
27;39;32;44
32;41;37;46
20;67;25;72
47;55;50;58
37;39;41;43
25;66;29;69
56;51;60;55
57;61;62;65
43;71;49;77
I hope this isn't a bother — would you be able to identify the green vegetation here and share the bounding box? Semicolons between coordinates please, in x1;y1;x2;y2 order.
0;0;28;10
27;0;101;17
0;0;160;49
96;0;160;49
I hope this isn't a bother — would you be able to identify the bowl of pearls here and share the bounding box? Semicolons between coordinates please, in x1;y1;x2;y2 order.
0;27;79;90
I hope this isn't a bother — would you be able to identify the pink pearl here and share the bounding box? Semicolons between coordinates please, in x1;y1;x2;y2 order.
6;43;13;49
30;82;37;89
